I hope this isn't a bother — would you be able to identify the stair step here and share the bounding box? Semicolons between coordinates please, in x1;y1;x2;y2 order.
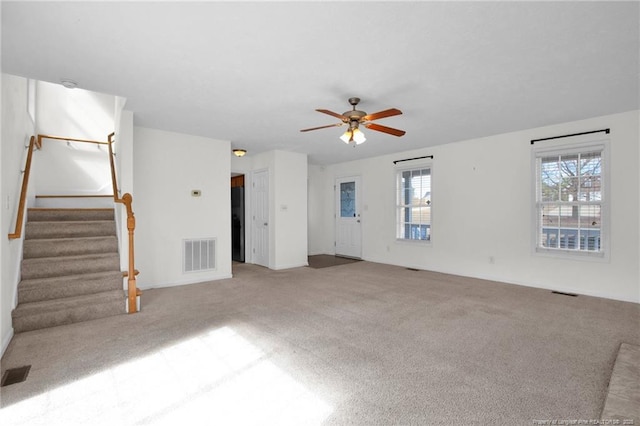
25;220;116;240
12;290;125;333
601;343;640;421
23;236;118;259
21;253;120;280
28;208;115;222
18;271;123;304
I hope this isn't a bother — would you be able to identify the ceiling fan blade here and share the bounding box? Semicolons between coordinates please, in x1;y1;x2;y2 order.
300;122;344;132
362;108;402;122
364;122;406;137
316;109;348;120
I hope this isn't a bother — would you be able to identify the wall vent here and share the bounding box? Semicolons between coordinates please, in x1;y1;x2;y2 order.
552;290;578;297
183;238;216;273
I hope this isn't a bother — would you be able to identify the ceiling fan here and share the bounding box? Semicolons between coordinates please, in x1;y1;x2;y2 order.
300;97;406;145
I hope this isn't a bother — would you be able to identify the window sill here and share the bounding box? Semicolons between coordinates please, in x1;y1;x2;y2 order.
396;238;432;246
534;247;609;263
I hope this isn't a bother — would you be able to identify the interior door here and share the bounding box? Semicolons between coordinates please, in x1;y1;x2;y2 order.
252;169;269;267
335;176;362;259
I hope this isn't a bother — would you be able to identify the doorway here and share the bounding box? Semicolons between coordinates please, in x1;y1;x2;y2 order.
335;176;362;259
231;174;245;262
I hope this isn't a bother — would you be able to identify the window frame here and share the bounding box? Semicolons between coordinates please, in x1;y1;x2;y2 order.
395;162;433;244
531;135;610;261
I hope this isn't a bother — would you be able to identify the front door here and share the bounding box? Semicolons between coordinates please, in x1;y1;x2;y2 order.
335;176;362;259
252;169;269;267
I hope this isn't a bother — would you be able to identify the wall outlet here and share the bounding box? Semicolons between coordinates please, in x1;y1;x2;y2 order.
489;256;495;264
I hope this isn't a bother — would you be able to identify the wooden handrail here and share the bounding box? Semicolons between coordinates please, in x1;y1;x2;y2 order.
107;132;119;199
8;136;36;239
38;134;109;146
36;195;113;199
107;132;139;314
9;132;139;312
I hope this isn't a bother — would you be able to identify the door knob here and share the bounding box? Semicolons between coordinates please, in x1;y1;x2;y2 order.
264;222;268;226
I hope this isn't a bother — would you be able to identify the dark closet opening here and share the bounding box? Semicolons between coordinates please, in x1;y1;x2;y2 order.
231;174;245;262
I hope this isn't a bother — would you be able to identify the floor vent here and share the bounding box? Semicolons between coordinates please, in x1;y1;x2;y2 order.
1;365;31;387
552;290;578;297
407;268;420;271
184;238;216;272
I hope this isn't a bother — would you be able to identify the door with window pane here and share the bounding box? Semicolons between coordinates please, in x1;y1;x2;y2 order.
335;176;361;258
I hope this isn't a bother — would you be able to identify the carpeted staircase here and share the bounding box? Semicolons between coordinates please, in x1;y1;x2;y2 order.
12;208;125;333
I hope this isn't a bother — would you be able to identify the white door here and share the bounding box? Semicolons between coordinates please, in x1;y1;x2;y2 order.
252;170;269;267
335;176;362;258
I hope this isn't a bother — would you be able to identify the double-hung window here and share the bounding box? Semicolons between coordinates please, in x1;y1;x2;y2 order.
534;139;608;257
396;166;431;242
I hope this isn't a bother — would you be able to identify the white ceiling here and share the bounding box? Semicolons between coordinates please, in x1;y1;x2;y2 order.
2;2;638;165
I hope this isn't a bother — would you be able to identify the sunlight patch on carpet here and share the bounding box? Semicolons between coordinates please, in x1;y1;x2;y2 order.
1;327;333;425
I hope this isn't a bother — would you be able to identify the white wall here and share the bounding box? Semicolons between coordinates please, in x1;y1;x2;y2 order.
309;110;640;303
1;74;36;355
308;164;327;256
232;150;308;270
32;81;115;197
36;80;114;140
133;127;232;288
273;150;308;269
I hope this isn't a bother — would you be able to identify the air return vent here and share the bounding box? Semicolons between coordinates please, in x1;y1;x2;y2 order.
552;290;578;297
183;238;216;273
1;366;30;387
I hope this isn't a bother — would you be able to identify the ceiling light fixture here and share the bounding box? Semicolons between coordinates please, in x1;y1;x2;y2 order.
60;79;78;89
233;149;247;157
340;122;366;145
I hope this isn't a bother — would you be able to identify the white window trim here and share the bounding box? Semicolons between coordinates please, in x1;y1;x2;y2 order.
531;134;610;262
395;162;433;244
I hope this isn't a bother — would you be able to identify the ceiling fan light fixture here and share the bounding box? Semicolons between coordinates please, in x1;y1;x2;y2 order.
352;128;366;144
340;129;366;145
233;149;247;157
341;121;366;145
301;97;404;142
340;130;352;144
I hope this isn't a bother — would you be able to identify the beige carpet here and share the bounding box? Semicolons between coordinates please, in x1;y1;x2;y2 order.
1;261;639;425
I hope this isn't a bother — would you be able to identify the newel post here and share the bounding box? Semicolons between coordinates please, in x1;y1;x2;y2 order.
122;193;138;313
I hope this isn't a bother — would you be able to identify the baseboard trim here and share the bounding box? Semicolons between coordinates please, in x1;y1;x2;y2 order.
2;329;14;357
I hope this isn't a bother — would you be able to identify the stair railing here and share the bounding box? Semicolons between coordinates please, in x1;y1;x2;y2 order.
107;132;140;314
8;135;39;240
9;133;140;313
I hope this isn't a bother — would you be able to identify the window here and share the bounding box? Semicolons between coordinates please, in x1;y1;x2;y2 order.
396;166;431;241
534;142;607;256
